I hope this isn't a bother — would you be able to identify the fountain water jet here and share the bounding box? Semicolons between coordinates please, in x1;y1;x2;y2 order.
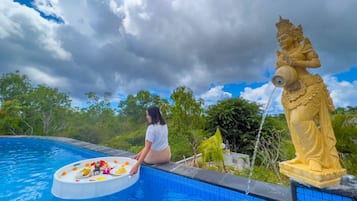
245;86;277;195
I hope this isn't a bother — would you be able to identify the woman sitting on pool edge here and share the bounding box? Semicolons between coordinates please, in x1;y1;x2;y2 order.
130;106;171;175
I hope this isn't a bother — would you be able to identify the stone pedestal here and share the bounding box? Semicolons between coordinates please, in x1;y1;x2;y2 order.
279;161;346;188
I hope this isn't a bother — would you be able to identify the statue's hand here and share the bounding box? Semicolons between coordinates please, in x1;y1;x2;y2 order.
287;80;301;91
282;54;294;66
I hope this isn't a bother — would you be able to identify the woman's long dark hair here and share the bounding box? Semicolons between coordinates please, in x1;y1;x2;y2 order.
147;106;166;125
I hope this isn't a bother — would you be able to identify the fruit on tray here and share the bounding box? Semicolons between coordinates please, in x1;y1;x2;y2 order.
115;167;127;175
120;161;129;167
81;167;91;176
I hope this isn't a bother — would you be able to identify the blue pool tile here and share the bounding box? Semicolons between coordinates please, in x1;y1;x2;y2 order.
312;190;323;199
304;196;313;201
297;187;304;194
332;195;343;201
305;189;313;197
323;192;333;201
297;192;305;201
342;197;352;201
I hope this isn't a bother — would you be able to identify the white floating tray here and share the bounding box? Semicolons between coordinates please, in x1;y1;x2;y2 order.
51;156;139;199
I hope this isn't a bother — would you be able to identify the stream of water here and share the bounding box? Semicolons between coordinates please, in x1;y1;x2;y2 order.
245;86;277;195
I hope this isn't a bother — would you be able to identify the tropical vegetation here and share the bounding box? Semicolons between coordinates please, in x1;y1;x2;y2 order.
1;71;356;185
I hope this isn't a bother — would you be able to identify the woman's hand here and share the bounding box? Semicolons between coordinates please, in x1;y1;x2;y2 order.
132;151;141;160
130;141;152;176
132;154;139;160
130;162;140;176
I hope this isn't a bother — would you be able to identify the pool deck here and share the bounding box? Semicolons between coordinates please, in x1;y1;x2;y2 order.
22;136;292;201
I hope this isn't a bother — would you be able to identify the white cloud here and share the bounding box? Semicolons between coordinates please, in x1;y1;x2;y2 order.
0;1;24;39
33;0;63;20
240;76;357;114
323;75;357;109
240;83;283;114
0;0;71;60
23;67;69;89
39;29;72;60
111;0;146;36
1;0;357;107
200;85;232;106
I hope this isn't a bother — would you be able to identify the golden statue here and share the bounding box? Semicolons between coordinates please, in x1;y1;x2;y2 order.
272;17;346;188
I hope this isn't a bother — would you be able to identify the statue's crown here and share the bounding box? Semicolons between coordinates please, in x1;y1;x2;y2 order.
276;16;295;36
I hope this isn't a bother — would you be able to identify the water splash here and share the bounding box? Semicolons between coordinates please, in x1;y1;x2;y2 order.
245;87;277;195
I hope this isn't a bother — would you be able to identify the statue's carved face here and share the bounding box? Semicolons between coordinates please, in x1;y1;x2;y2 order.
278;33;293;49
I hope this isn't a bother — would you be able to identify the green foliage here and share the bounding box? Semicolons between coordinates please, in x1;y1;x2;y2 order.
280;139;295;160
169;86;205;133
188;129;207;152
235;166;290;186
169;86;206;161
0;72;32;134
105;125;146;151
0;72;72;135
168;128;193;161
27;85;71;135
332;114;357;175
256;116;290;161
60;92;121;143
198;128;225;171
118;90;168;125
107;136;132;150
2;70;357;181
70;126;102;144
206;98;261;154
0;100;29;135
128;145;143;154
0;71;31;102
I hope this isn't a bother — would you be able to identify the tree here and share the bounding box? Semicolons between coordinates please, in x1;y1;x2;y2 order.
0;71;32;135
106;90;169;147
118;90;168;125
68;92;118;143
0;99;33;135
83;91;113;123
169;86;206;161
0;71;31;102
206;98;261;154
26;85;71;135
169;86;205;133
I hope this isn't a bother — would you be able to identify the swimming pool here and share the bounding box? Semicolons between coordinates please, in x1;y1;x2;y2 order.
0;137;281;201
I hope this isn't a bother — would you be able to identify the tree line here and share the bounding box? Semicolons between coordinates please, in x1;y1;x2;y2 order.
1;71;356;180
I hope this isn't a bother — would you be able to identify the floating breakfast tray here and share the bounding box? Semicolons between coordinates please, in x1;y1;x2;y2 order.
51;156;139;199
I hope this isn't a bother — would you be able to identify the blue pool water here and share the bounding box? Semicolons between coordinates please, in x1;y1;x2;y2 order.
0;137;263;201
0;137;104;201
0;137;353;201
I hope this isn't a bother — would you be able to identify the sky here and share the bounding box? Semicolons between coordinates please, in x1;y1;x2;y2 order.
1;0;357;114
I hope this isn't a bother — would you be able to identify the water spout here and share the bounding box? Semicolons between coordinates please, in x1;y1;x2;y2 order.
245;86;277;195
